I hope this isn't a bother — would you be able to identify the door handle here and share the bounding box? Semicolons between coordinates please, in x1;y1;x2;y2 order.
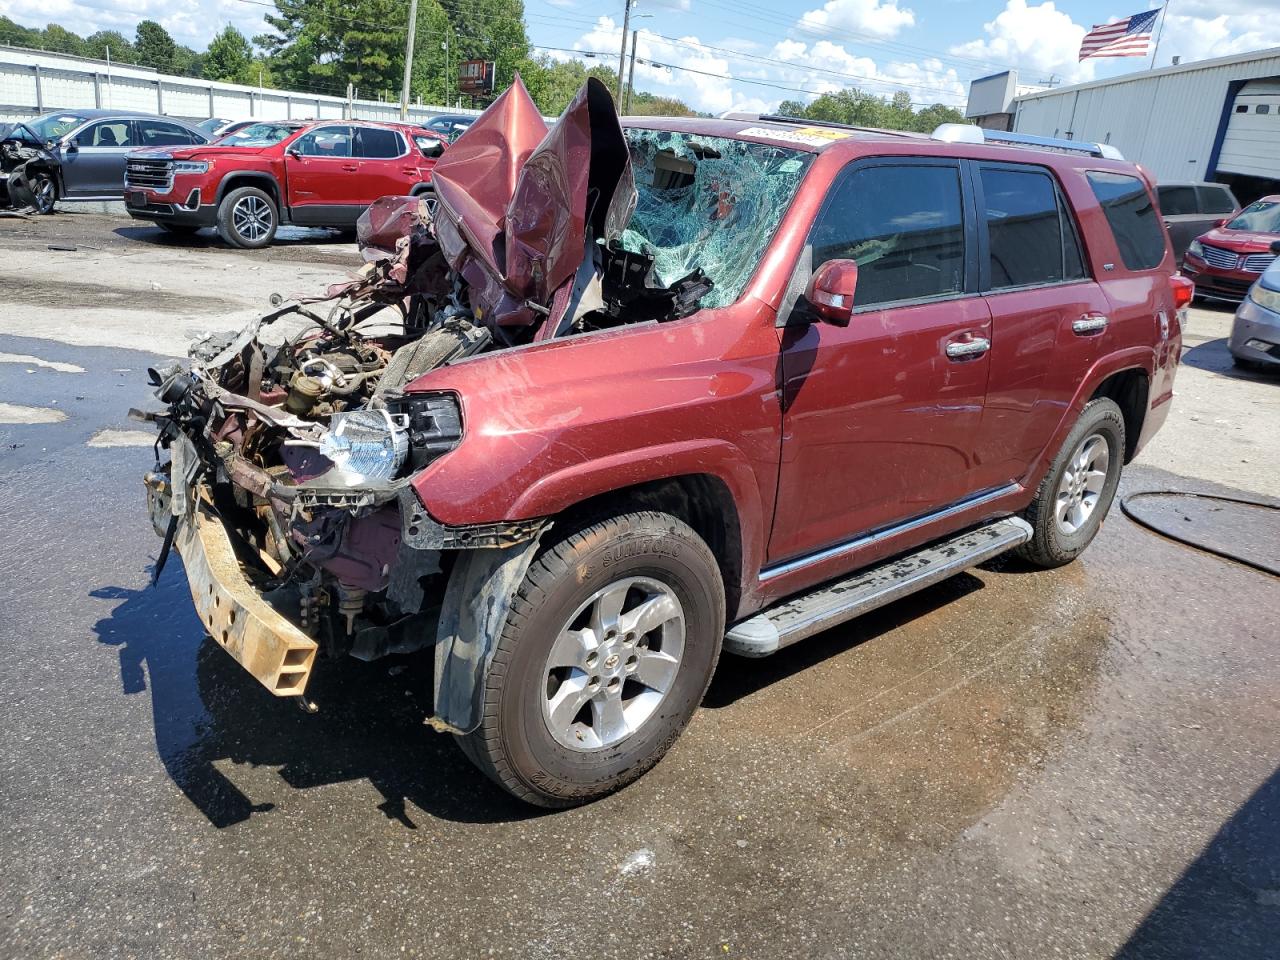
341;163;358;172
945;337;990;360
1073;313;1109;335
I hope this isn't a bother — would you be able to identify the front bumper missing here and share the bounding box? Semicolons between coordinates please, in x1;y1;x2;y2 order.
145;473;318;696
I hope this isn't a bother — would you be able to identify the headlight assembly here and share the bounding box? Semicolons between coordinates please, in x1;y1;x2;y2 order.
1249;284;1280;314
173;160;210;175
319;409;410;485
1187;240;1204;259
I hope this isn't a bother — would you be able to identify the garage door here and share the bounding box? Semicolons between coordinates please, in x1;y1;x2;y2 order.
1218;78;1280;179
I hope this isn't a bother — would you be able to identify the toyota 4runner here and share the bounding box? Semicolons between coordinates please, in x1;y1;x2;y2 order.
124;119;445;248
138;79;1190;806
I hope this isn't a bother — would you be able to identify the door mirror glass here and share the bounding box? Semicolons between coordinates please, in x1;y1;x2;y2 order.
61;139;76;152
805;259;858;326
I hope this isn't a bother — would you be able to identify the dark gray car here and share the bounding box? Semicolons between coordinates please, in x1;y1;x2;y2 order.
1;109;209;213
1158;181;1239;264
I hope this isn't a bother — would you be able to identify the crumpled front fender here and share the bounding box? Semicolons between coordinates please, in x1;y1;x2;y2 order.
430;535;544;734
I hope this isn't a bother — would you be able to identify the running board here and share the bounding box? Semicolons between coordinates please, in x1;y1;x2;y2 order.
724;517;1032;657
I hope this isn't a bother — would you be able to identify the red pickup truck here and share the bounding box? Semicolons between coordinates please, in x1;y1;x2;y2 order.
140;79;1188;806
124;119;444;248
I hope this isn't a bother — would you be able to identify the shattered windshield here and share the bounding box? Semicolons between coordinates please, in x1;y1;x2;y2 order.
216;122;303;147
618;129;815;309
1226;200;1280;233
25;113;86;141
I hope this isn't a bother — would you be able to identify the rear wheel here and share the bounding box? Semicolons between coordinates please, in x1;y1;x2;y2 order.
217;186;277;248
1017;397;1125;568
456;511;725;806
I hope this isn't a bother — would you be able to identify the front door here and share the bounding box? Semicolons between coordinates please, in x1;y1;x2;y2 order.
283;124;358;223
60;119;135;196
770;158;992;564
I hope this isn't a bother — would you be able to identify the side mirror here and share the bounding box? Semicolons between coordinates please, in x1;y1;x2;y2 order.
285;145;302;159
804;259;859;326
57;139;74;153
1214;217;1228;228
1270;240;1280;256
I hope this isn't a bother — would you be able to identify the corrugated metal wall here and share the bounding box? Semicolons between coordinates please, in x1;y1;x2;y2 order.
1012;52;1280;182
0;46;481;126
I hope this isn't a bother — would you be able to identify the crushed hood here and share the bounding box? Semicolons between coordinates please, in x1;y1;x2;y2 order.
429;75;636;328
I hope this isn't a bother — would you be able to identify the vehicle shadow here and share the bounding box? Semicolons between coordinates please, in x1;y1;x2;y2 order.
705;571;984;708
1180;335;1279;382
111;224;353;251
1116;764;1280;959
91;565;540;830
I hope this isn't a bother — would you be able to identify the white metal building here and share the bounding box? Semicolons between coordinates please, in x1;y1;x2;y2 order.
967;48;1280;197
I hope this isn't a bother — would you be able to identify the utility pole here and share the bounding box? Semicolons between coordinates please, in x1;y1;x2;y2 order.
400;0;419;119
625;30;638;113
442;37;449;107
616;0;632;103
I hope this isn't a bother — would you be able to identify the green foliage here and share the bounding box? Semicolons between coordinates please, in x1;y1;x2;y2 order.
135;20;177;72
257;0;408;97
0;16;42;49
41;24;86;56
774;86;968;133
83;31;137;63
203;25;255;83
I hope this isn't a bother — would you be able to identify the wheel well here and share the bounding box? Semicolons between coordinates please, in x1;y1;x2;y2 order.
410;182;433;196
554;475;744;618
1091;368;1148;462
218;175;280;209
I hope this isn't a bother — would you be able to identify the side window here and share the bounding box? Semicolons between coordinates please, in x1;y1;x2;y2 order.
980;165;1085;288
810;163;966;308
80;121;134;147
1156;185;1197;216
1198;185;1237;215
137;120;194;147
1086;171;1166;271
354;127;404;159
293;126;352;158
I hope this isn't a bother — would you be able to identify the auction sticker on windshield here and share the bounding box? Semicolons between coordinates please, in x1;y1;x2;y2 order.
737;126;854;147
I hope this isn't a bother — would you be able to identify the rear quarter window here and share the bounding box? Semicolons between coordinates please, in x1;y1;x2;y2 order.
1087;171;1166;271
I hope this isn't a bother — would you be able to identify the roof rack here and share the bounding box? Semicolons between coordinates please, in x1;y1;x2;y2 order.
931;123;1124;160
718;112;918;139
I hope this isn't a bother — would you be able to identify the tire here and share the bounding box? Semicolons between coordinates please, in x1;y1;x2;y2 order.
456;511;725;807
415;186;437;219
1016;397;1125;568
159;222;201;237
216;186;277;249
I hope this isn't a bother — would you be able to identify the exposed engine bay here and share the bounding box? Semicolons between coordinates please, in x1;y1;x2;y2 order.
138;76;811;678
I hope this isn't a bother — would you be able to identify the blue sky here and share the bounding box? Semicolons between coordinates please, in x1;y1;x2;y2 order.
2;0;1278;112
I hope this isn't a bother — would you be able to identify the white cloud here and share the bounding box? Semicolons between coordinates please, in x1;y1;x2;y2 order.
1153;11;1280;66
797;0;915;39
949;0;1093;84
0;0;270;47
771;38;965;103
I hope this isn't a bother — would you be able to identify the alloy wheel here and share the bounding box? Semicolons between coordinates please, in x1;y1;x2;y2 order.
541;576;686;751
231;195;273;243
1055;433;1110;535
32;174;55;214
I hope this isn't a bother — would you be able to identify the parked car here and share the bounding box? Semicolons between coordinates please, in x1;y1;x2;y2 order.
0;109;209;213
420;113;476;141
1182;195;1280;302
123;119;446;247
1155;180;1238;263
1229;240;1280;370
139;82;1187;806
197;118;258;138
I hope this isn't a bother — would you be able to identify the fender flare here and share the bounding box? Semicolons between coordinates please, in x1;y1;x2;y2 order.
215;172;283;209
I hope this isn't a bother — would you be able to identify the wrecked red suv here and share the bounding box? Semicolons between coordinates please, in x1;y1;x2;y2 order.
124;119;445;248
139;79;1187;806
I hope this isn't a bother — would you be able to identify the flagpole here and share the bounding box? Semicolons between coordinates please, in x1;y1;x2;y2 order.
1149;2;1169;70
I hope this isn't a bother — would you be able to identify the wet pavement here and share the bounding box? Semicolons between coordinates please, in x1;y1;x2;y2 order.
2;216;1280;958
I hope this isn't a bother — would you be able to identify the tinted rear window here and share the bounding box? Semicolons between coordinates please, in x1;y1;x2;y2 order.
981;166;1087;288
355;127;403;159
1198;184;1236;215
1087;172;1166;271
1157;185;1197;216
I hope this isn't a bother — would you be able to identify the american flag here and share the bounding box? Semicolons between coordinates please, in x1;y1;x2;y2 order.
1078;9;1161;61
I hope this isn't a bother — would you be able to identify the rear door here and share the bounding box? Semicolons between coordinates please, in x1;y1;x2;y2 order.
1157;184;1208;263
351;127;416;202
61;119;136;196
967;160;1113;493
771;157;993;563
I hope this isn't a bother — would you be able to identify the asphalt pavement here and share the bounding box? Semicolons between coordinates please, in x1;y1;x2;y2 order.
1;210;1278;960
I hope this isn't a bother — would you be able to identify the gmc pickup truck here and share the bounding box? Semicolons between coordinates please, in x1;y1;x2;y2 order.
139;78;1189;806
124;119;445;248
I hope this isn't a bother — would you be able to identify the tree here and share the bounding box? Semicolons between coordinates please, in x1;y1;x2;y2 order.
259;0;406;97
0;16;42;49
204;25;255;83
135;20;177;72
83;31;137;63
172;44;203;77
41;24;86;56
766;87;969;134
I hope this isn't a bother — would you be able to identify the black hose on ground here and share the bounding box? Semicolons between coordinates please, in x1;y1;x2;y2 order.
1120;491;1280;577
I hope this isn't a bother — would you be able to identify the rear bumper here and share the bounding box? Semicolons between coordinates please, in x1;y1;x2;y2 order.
144;471;318;696
125;187;218;227
1230;296;1280;366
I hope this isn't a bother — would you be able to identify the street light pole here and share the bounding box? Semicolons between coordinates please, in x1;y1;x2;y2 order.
616;0;632;103
400;0;419;119
625;30;638;113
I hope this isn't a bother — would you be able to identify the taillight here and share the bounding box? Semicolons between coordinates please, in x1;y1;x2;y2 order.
1170;274;1194;309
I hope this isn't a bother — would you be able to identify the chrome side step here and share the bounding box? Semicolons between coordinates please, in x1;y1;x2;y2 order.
724;517;1032;658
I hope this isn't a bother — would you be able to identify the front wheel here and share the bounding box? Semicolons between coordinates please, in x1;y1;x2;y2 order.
1017;397;1125;568
456;511;725;807
216;186;277;248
